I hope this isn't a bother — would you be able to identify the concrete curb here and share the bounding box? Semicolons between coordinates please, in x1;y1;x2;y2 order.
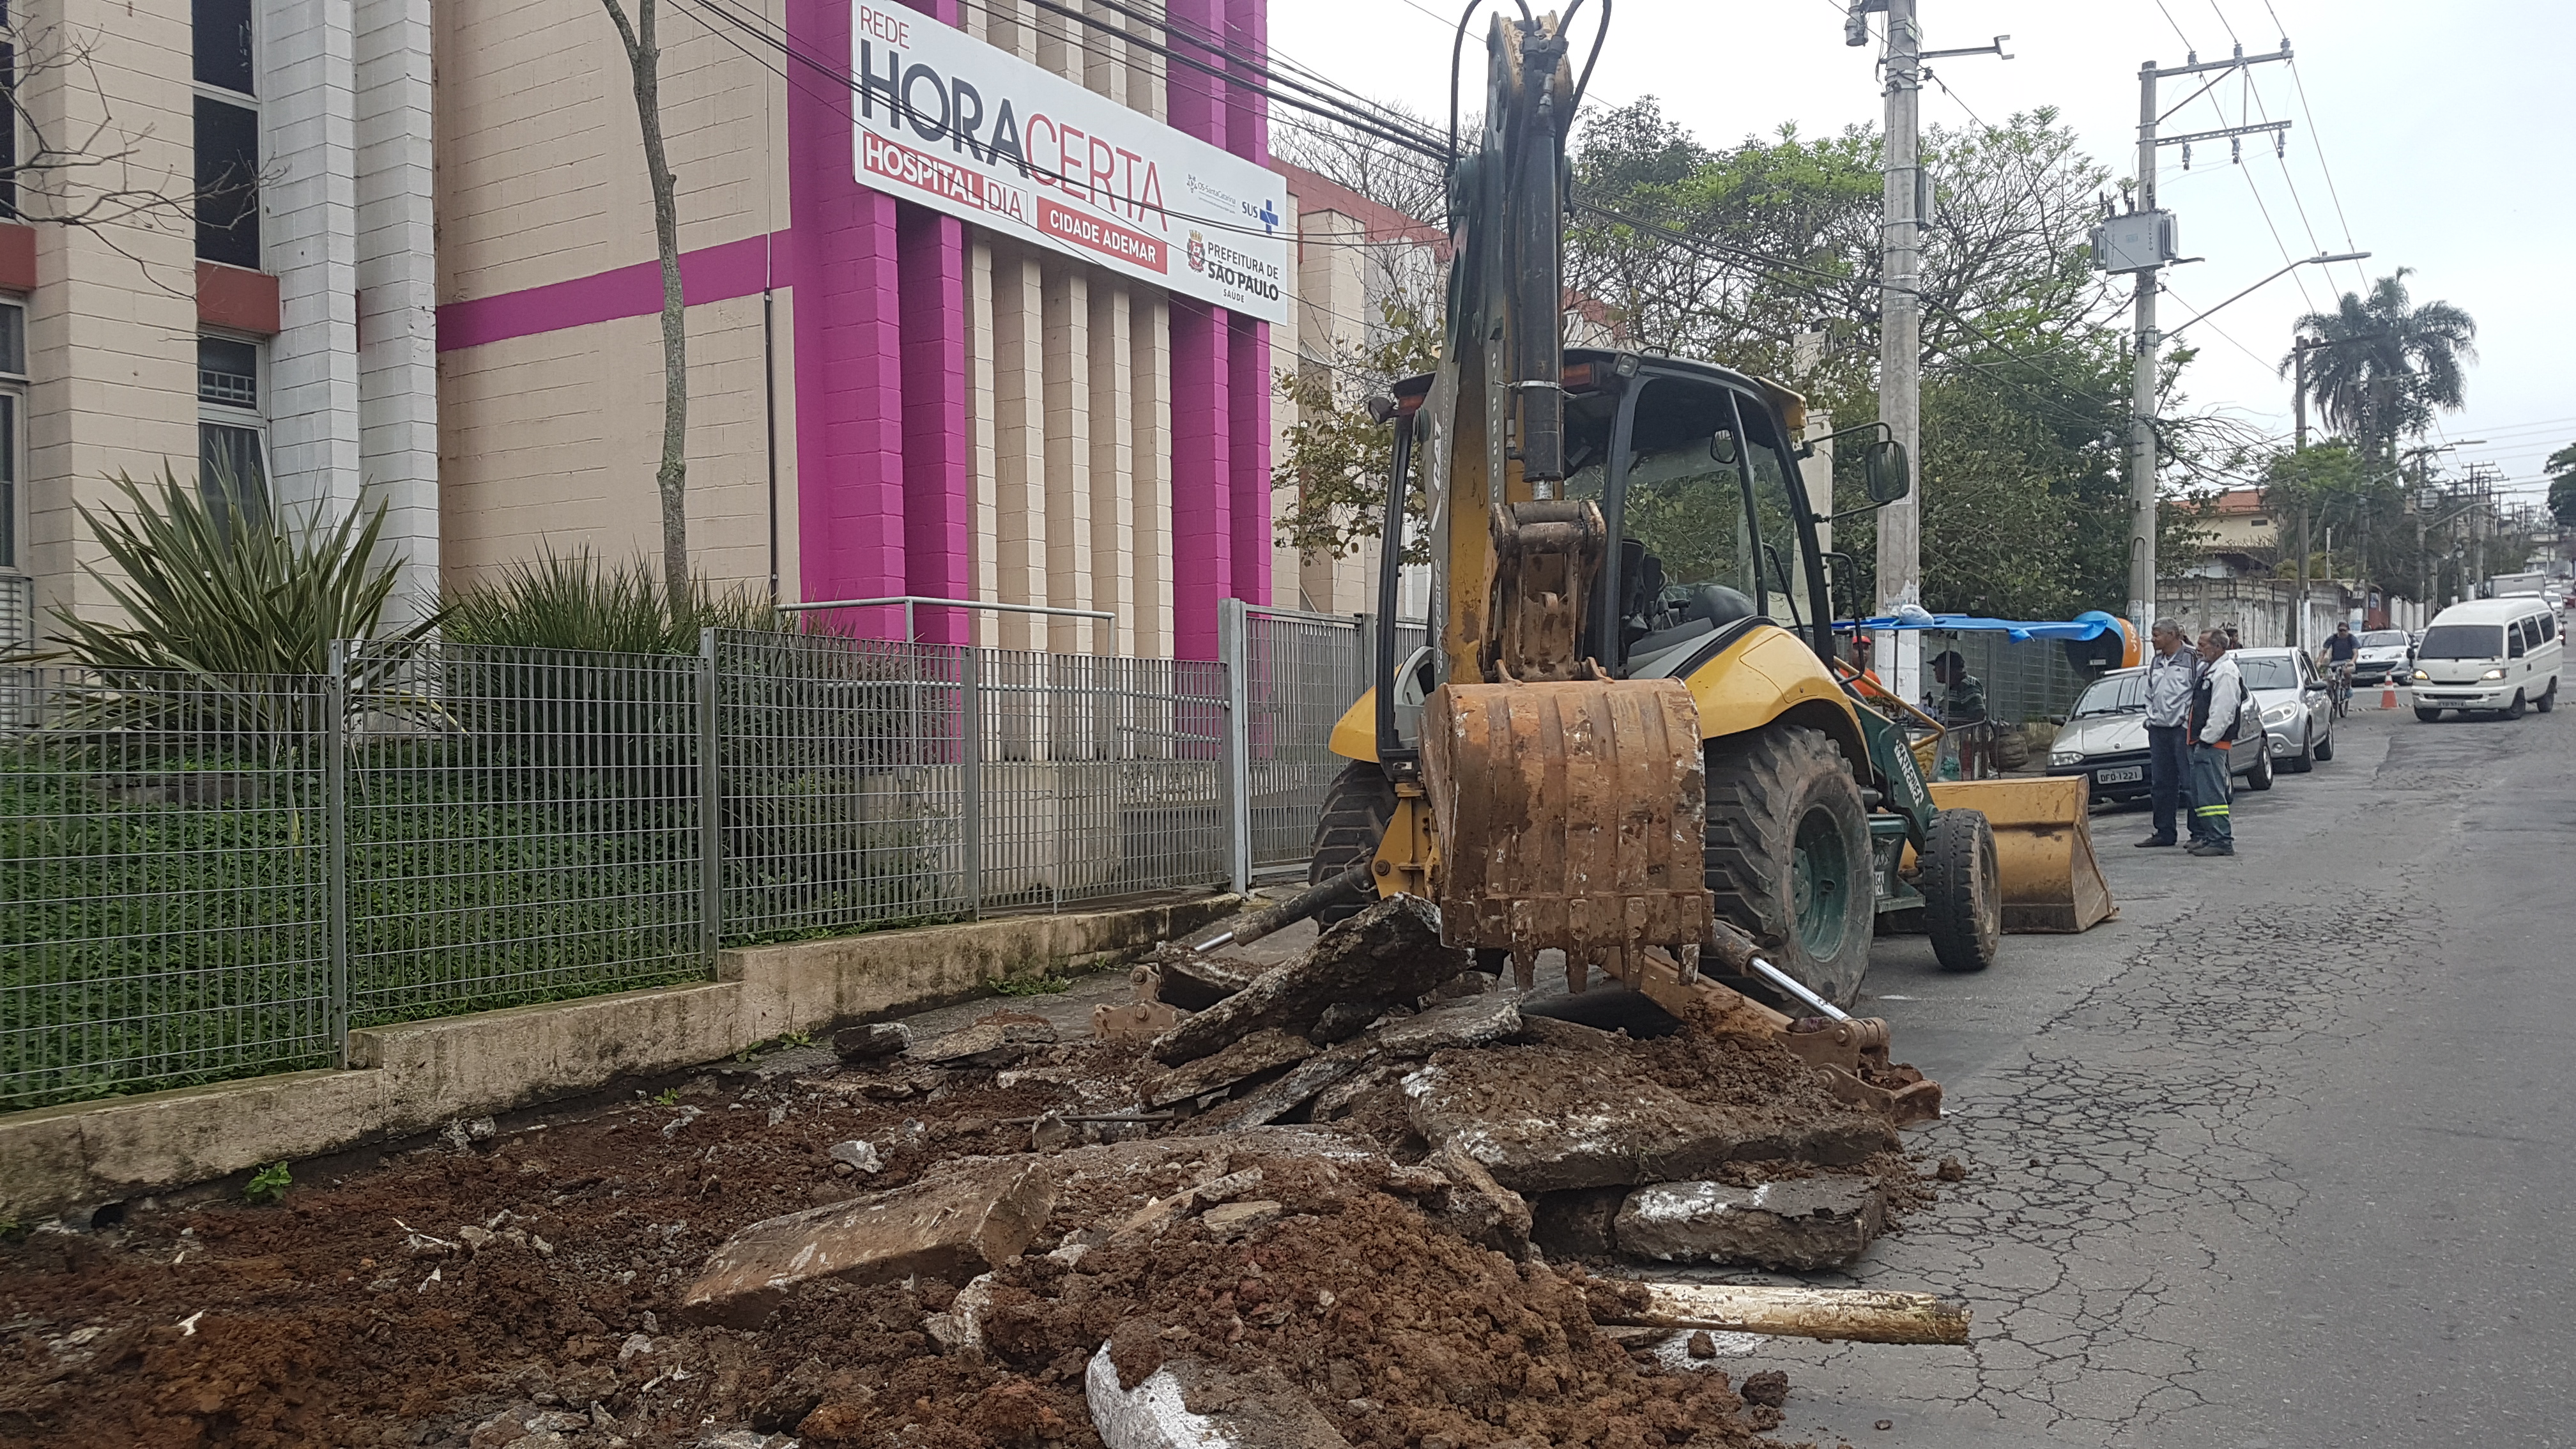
0;894;1234;1221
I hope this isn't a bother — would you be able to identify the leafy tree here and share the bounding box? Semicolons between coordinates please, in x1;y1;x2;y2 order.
2548;443;2576;528
2285;270;2477;464
1269;296;1442;564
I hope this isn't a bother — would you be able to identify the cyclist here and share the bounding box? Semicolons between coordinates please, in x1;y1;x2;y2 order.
2319;622;2359;714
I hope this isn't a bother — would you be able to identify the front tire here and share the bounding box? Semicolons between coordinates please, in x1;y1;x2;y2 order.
1920;809;2001;974
1705;724;1874;1008
2286;726;2316;773
2505;690;2528;721
1308;760;1395;928
2243;745;2274;792
2415;705;2444;723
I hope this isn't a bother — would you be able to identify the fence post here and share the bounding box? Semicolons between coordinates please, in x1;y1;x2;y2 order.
324;641;351;1066
1219;598;1251;898
698;627;722;967
961;645;983;919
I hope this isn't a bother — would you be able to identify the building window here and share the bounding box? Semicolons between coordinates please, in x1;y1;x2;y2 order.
197;335;268;537
192;0;259;268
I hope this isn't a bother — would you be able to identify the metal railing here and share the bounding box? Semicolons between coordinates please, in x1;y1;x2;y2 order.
1222;602;1427;888
1;618;1322;1110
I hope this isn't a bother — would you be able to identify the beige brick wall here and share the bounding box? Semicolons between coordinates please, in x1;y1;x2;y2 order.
438;293;793;594
19;0;203;633
433;0;787;303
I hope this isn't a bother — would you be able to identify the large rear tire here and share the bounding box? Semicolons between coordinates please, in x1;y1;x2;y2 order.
1920;809;2001;974
1705;724;1874;1008
1308;760;1395;929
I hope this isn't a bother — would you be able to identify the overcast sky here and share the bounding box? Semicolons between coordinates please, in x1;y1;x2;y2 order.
1269;0;2568;503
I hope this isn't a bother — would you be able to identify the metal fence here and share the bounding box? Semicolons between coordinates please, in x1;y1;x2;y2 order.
0;624;1300;1109
1933;630;2097;727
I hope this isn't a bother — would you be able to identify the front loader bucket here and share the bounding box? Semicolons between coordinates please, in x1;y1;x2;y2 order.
1925;777;2116;933
1423;677;1713;980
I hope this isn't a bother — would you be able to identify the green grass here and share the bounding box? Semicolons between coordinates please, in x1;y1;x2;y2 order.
991;972;1075;996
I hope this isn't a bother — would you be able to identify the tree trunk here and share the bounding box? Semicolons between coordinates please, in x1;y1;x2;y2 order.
602;0;690;615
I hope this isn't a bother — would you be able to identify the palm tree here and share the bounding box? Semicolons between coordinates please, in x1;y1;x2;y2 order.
2283;269;2476;464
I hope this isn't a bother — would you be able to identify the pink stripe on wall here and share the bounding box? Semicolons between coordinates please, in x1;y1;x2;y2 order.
434;232;786;352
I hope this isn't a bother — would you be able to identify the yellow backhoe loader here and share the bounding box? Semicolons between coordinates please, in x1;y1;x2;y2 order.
1307;6;2112;1009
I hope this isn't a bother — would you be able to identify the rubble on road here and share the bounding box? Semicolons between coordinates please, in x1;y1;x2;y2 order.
4;896;1958;1449
1402;1034;1897;1193
678;1158;1057;1328
1148;896;1466;1065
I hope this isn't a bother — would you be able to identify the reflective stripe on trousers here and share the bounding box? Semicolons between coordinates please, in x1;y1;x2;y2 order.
2189;743;2234;846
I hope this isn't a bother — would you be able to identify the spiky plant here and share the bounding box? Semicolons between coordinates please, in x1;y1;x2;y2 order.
28;468;438;743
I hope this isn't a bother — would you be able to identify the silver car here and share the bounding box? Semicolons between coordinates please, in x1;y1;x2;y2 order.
2047;666;2273;802
2231;647;2334;772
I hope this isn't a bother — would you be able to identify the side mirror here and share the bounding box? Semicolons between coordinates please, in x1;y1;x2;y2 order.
1864;438;1910;504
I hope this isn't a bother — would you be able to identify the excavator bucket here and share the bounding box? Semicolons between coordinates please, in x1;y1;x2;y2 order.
1422;676;1713;982
1925;776;2116;933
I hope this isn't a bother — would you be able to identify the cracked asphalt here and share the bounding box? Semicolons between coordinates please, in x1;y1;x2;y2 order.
1747;699;2576;1448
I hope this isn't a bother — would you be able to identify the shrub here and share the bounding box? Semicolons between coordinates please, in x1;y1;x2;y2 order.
441;549;785;656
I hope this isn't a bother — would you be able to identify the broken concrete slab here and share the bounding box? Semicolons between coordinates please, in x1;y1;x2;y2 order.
1193;1049;1371;1131
1132;943;1267;1011
677;1160;1056;1328
1400;1039;1894;1194
832;1022;908;1061
1310;1066;1397;1121
1200;1199;1284;1238
1150;896;1465;1066
910;1018;1057;1070
1614;1176;1887;1270
1086;1346;1351;1449
1426;1140;1531;1259
827;1140;883;1175
1367;993;1522;1058
1140;1029;1316;1110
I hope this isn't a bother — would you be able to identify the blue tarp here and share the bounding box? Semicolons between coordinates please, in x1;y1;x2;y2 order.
1837;608;2123;644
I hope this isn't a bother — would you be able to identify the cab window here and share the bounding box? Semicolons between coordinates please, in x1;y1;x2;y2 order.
1568;376;1770;670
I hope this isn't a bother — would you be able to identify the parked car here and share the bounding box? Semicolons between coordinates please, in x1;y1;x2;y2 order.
2232;647;2333;771
2350;628;2411;686
2411;597;2566;720
2046;666;2273;802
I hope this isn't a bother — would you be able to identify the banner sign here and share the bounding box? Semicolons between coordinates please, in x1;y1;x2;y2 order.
850;2;1291;324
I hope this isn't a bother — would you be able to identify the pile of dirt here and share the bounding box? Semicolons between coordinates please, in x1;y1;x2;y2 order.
0;1006;1938;1448
756;1154;1791;1448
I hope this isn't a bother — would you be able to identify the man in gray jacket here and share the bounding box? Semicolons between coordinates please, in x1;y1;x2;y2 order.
2136;618;2198;848
2187;629;2250;857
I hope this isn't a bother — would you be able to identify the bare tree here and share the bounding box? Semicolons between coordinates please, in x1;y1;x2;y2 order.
0;17;240;242
599;0;691;612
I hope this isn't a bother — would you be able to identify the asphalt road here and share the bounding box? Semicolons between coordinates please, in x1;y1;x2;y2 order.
1755;698;2576;1448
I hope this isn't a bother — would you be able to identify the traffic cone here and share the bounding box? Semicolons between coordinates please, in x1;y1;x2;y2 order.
2381;681;2398;710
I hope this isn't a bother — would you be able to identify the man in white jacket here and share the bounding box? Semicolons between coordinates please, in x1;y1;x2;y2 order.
2187;629;2248;857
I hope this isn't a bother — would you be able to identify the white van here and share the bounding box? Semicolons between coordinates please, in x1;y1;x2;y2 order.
2411;597;2564;721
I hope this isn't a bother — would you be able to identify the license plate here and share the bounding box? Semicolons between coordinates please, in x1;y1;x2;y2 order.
2094;765;2143;784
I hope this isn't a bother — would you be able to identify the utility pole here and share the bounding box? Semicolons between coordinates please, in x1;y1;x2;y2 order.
1846;0;2006;707
1874;0;1925;707
2292;337;2315;650
2105;41;2295;631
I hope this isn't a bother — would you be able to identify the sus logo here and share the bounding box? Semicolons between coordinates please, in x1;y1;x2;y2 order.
1187;231;1206;272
